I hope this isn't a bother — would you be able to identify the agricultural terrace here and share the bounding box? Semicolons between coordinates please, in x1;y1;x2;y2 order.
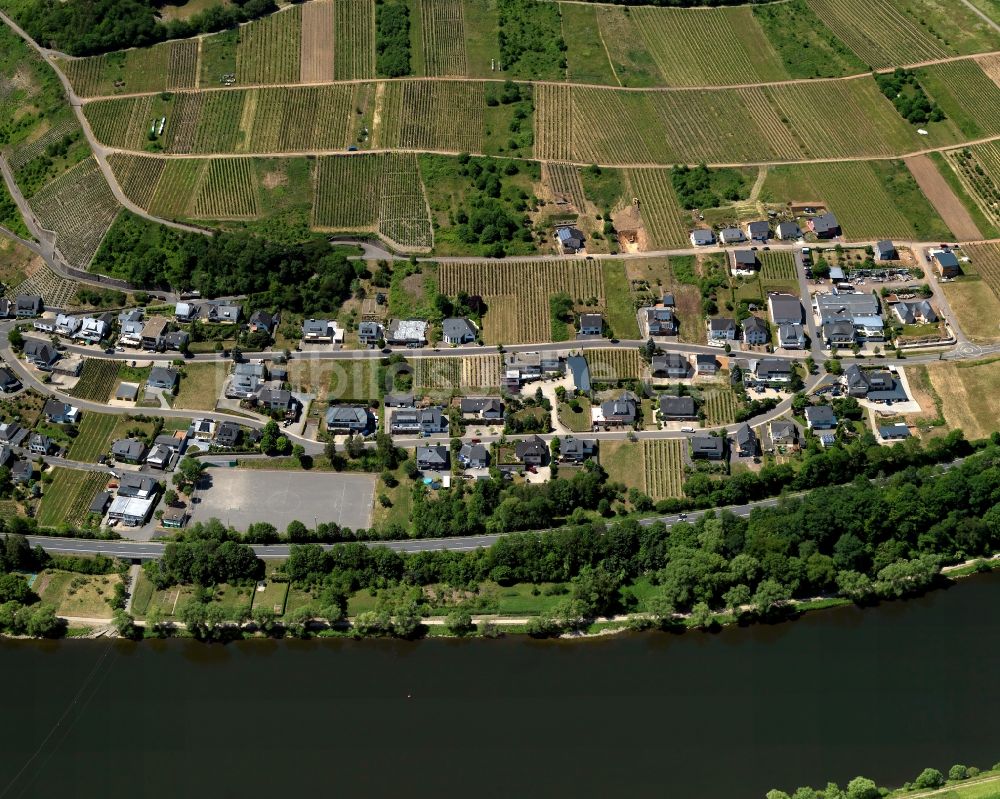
300;0;335;82
942;144;1000;231
70;360;122;402
193;160;261;219
3;260;79;308
418;0;468;77
5;115;81;178
585;348;644;384
701;386;740;426
375;80;485;154
37;469;110;529
761;161;950;240
236;5;302;86
334;0;376;79
535;78;918;166
641;439;685;500
960;243;1000;304
544;163;587;212
60;40;198;97
377;153;434;250
27;158;121;268
916;60;1000;142
757;251;799;294
806;0;1000;67
625;169;688;249
438;259;604;344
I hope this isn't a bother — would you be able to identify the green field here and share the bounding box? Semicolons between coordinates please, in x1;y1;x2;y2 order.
70;359;121;402
752;0;865;79
933;149;1000;239
917;60;1000;141
251;581;289;614
68;413;156;462
60;39;199;97
37;468;109;528
702;386;740;426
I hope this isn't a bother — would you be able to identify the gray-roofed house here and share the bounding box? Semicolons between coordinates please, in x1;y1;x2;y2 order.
325;405;372;433
117;473;158;499
0;422;27;448
892;300;937;325
23;340;59;370
384;393;414;408
145;444;173;470
566;354;591;394
708;317;738;343
874;240;897;261
778;323;806;349
390;406;446;434
0;298;11;319
934;251;960;278
111;438;147;464
442;317;477;344
775;221;801;240
514;435;548;466
742;316;769;345
733;423;756;458
248;310;276;335
257;387;294;414
769;420;798;448
690;435;725;460
690;229;715;247
163;331;190;352
175;302;196;322
147;366;178;391
804;405;837;430
661;293;675;308
822;319;856;348
719;227;746;245
659;395;697;420
29;434;54;455
880;423;911;441
596;392;637;428
154;433;187;455
11;459;33;484
302;319;333;342
358;321;383;346
44;399;80;425
809;212;840;238
561;437;597;463
746;220;770;242
556;226;585;253
229;361;267;398
460;397;504;420
731;249;758;274
115;383;139;402
696;354;718;375
651;353;689;379
646;307;678;336
828;266;845;282
15;295;42;317
458;442;490;468
755;358;793;383
0;367;21;393
89;491;112;516
578;313;603;337
768;293;802;325
214;421;242;449
416;445;449;471
204;301;242;324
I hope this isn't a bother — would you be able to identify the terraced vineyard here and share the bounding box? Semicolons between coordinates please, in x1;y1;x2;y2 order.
107;153;167;209
758;251;798;284
460;355;502;388
641;439;685;500
544;163;586;211
379;81;484;154
313;154;381;228
7;115;81;172
585;348;643;383
917;60;1000;141
193;160;261;219
28;158;120;268
334;0;376;79
236;6;303;85
148;159;208;218
943;145;1000;229
68;413;119;462
533;84;573;162
300;0;335;82
85;95;157;151
37;469;109;528
3;261;79;308
702;386;740;425
377;153;433;250
70;359;121;402
61;39;199;97
420;0;467;76
961;243;1000;301
413;357;462;389
626;169;688;249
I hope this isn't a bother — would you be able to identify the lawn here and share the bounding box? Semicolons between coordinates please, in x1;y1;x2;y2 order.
288;358;379;400
130;571;156;616
601;260;640;339
36;468;109;528
926;358;1000;440
940;278;1000;343
371;467;416;530
37;571;121;619
250;581;289;615
173;363;225;410
284;585;319;616
599;439;644;491
557;399;592;432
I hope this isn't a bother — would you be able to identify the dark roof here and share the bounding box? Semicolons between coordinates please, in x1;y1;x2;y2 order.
690;229;714;244
733;250;757;267
561;437;596;459
691;436;724;456
742;316;767;334
442;317;476;340
514;435;548;459
89;491;112;514
805;405;837;423
215;421;241;444
416;445;449;465
812;212;839;234
935;251;959;268
567;355;591;393
459;443;489;464
148;366;178;386
747;221;770;237
659;395;696;417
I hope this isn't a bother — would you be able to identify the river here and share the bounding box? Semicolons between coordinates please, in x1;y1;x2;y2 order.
0;574;997;798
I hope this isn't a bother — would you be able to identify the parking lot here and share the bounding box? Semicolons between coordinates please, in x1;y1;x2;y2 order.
188;469;376;532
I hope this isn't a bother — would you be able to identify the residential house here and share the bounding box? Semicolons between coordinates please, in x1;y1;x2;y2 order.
822;319;856;348
651;353;689;379
119;318;144;347
560;437;596;463
88;491;112;517
43;399;80;425
204;301;241;324
578;313;603;336
809;212;840;238
117;473;159;499
147;366;178;391
594;392;637;429
690;435;725;460
161;508;188;529
32;317;55;334
0;421;27;447
556;226;585;253
742;316;769;346
746;220;770;242
804;405;837;430
514;435;548;466
460;397;504;421
695;354;718;375
325;405;372;433
731;250;758;275
23;340;59;370
814;291;883;342
11;459;33;484
153;433;187;457
29;434;54;455
15;295;42;318
257;387;294;415
112;438;147;464
214;422;242;449
458;443;489;468
190;418;216;442
843;365;907;403
229;361;267;398
778;323;807;349
248;310;276;335
646;307;678;336
874;240;897;261
504;352;564;389
892;300;937;326
416;445;449;471
566;354;591;394
358;321;383;346
384;393;413;408
163;330;189;352
768;293;802;326
0;444;10;468
115;383;138;402
175;302;197;322
75;317;109;343
302;319;334;343
0;298;11;318
659;395;697;420
386;319;428;346
390;406;446;435
733;423;756;458
934;251;960;279
755;358;793;384
0;367;21;393
719;227;746;245
145;444;173;470
775;221;801;240
442;317;477;345
690;229;715;247
708;317;738;344
768;420;798;448
140;317;168;350
55;314;81;337
880;423;911;441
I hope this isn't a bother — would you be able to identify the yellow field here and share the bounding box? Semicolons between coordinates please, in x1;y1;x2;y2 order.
940;278;1000;343
927;358;1000;439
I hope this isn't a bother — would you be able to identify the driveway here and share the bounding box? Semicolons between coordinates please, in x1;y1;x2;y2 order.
189;468;376;532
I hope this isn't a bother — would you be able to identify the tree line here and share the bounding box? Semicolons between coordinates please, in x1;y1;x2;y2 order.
767;762;1000;799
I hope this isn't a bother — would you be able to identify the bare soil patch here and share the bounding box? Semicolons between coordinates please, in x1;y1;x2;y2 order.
262;169;288;190
904;154;982;241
